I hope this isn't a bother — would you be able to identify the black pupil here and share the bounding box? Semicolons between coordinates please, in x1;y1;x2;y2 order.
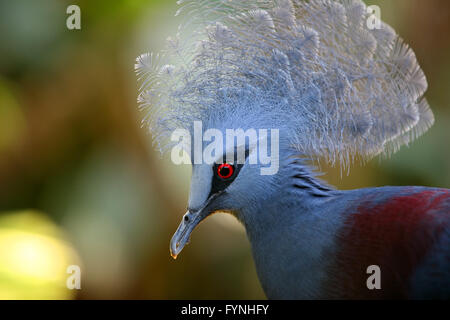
220;166;230;177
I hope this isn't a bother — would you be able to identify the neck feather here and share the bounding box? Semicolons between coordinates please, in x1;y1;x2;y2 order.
285;157;335;198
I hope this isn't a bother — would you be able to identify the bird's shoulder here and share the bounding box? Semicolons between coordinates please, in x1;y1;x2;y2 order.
324;186;449;298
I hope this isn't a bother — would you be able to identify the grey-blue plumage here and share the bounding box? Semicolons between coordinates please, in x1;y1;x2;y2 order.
135;0;450;299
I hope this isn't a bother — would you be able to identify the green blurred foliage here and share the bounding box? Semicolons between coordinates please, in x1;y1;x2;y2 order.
0;0;448;299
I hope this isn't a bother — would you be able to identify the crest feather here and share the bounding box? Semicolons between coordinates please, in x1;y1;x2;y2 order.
136;0;433;167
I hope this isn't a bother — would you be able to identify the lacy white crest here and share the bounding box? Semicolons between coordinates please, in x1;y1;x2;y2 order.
135;0;433;167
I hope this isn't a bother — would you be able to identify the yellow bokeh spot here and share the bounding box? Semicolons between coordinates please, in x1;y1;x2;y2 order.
0;210;81;299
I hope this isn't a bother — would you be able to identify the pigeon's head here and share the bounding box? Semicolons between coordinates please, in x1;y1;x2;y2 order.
136;0;434;259
170;135;282;258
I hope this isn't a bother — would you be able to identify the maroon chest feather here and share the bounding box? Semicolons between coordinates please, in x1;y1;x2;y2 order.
325;189;450;299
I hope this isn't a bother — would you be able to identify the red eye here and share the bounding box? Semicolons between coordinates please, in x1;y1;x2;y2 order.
217;163;234;179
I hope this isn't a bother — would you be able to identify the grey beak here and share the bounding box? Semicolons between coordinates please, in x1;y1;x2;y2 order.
170;210;205;259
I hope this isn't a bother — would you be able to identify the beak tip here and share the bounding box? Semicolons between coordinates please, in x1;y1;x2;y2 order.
170;209;202;261
170;239;182;259
170;249;178;259
170;240;181;260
